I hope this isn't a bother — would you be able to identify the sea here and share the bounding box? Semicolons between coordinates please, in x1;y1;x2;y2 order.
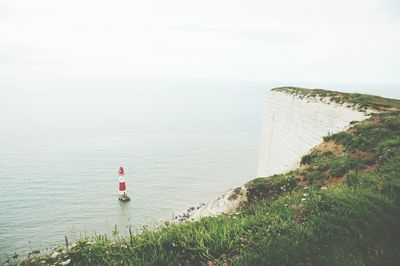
0;79;398;260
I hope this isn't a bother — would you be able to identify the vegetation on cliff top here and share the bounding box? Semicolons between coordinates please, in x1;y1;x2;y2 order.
8;89;400;266
273;86;400;111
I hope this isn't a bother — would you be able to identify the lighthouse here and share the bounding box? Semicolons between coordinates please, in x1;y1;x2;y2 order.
118;166;131;202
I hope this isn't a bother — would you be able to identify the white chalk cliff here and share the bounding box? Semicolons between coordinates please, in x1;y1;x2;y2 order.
169;88;370;223
257;89;369;177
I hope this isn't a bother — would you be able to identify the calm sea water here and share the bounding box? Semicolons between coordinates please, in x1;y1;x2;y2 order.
0;79;398;260
0;80;266;259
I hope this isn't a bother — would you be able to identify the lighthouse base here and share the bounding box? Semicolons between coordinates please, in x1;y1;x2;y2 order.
118;194;131;202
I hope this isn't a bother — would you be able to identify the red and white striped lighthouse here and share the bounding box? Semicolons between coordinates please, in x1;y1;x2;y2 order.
118;166;130;202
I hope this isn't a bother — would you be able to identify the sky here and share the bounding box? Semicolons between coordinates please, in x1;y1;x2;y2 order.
0;0;399;86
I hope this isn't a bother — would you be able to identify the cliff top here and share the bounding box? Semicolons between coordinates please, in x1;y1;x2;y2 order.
272;86;400;111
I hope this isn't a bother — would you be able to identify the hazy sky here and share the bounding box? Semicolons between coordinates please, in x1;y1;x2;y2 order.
0;0;399;85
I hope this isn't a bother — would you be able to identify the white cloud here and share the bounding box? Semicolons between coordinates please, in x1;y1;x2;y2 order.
0;0;399;84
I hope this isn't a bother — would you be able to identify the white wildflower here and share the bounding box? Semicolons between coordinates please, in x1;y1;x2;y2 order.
51;251;60;259
61;259;71;265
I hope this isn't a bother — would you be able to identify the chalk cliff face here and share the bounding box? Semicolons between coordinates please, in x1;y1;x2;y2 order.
169;88;371;223
257;89;369;177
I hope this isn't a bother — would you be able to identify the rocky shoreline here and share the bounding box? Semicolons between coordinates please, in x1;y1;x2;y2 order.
166;186;248;224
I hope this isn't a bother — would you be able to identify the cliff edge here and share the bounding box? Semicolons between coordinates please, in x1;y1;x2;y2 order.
172;87;375;223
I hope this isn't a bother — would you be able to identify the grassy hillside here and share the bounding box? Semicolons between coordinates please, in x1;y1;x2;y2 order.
11;88;400;266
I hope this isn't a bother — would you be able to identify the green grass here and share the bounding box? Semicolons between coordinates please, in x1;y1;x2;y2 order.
10;91;400;266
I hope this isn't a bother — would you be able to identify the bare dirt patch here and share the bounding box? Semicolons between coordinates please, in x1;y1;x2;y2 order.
347;127;357;133
349;150;374;160
372;115;381;122
324;176;346;187
364;164;377;172
314;140;345;156
296;176;310;186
